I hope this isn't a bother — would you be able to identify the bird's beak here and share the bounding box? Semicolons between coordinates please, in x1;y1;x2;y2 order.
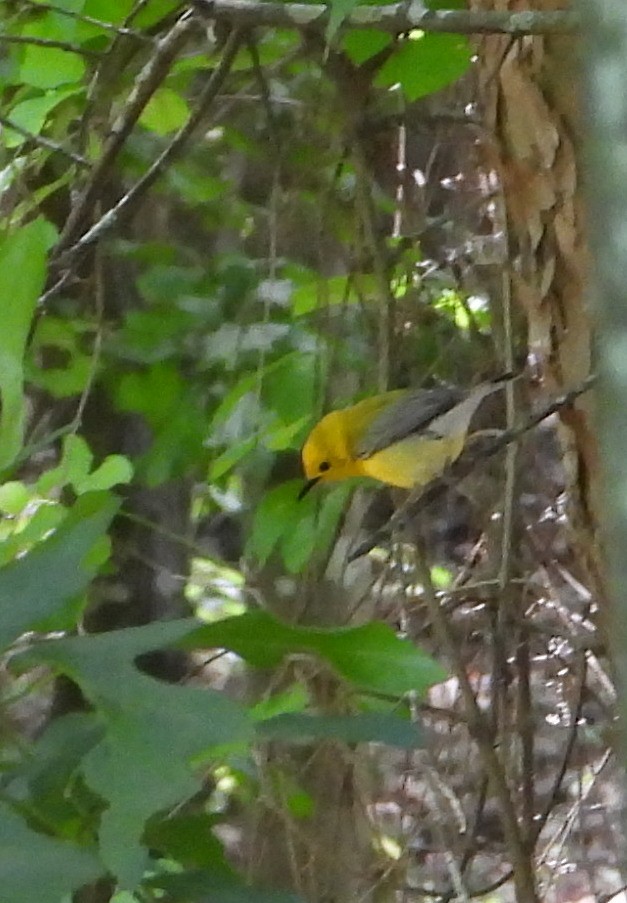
298;477;320;500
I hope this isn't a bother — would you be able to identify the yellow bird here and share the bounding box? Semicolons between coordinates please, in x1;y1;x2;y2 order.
300;375;513;496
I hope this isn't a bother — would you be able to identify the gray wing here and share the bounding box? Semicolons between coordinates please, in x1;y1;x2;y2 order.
356;386;466;459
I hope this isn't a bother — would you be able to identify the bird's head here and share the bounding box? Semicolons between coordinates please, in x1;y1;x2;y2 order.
299;411;357;498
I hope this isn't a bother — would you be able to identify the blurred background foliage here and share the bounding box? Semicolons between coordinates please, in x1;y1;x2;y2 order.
0;1;615;903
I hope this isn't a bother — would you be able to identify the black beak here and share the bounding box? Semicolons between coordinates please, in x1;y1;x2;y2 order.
298;477;320;500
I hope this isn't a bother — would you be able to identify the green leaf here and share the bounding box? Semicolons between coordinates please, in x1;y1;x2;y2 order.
0;503;66;569
20;44;85;89
0;492;118;650
261;352;318;434
0;217;57;469
313;621;447;696
181;610;447;697
139;87;190;136
6;712;105;838
0;804;103;903
301;483;350;565
0;481;31;515
250;683;309;721
248;478;344;573
146;813;235;872
258;712;424;748
27;314;93;399
375;32;472;101
281;506;318;574
291;274;350;316
209;436;257;481
74;455;134;493
3;88;81;149
115;363;184;426
14;712;104;801
426;0;466;8
247;481;302;567
271;483;349;574
264;416;310;452
36;433;93;494
131;0;180;27
19;619;253;887
149;870;304;903
83;0;133;23
341;29;392;65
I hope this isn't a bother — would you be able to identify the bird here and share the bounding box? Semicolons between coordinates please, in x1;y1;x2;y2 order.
299;374;514;497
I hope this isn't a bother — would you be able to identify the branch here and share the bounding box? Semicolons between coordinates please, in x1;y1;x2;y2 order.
54;10;197;253
0;33;102;55
194;0;579;35
50;29;243;276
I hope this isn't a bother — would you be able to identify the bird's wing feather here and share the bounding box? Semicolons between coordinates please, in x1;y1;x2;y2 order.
356;387;465;459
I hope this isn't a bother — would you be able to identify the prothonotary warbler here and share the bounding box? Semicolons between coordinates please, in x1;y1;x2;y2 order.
300;374;514;496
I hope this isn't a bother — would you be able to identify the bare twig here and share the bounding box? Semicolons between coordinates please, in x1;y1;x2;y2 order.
516;620;534;845
532;651;588;842
414;549;538;903
0;115;89;167
406;868;514;901
17;0;157;42
194;0;579;35
0;33;102;55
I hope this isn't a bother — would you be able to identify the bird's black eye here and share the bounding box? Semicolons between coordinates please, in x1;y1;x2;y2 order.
318;460;331;473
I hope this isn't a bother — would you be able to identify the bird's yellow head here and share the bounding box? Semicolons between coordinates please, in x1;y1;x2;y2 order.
300;410;359;497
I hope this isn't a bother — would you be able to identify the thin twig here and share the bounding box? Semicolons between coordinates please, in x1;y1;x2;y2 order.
0;115;89;167
413;548;538;903
0;33;102;55
532;651;588;842
458;776;488;874
405;868;514;901
18;0;157;42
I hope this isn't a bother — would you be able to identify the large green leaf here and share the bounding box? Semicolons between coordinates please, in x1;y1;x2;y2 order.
146;812;235;872
19;619;253;887
0;217;57;470
0;492;119;650
258;712;423;748
20;36;85;90
181;610;446;697
375;32;472;101
0;804;103;903
5;713;105;841
149;870;304;903
342;29;392;65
